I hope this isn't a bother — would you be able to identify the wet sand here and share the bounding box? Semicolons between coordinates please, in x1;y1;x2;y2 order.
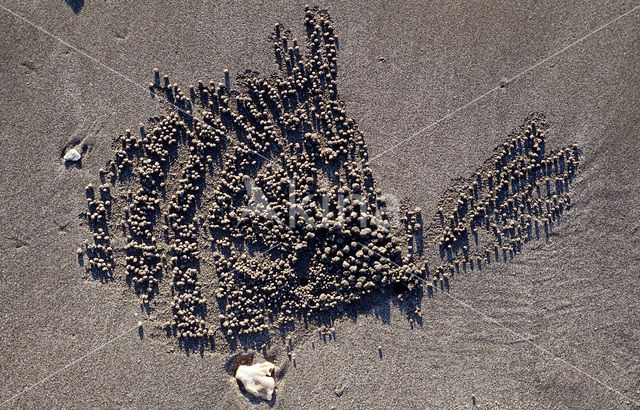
1;1;639;408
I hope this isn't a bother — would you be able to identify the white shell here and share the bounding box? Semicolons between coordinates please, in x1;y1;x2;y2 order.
64;148;81;162
235;361;275;400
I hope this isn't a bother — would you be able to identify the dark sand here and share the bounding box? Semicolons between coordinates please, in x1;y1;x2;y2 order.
1;0;639;408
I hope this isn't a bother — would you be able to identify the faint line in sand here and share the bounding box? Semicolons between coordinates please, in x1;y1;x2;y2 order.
0;325;136;406
354;240;640;407
368;2;640;163
0;2;273;165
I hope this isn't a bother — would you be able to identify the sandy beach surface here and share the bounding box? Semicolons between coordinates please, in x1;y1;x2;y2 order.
1;1;639;408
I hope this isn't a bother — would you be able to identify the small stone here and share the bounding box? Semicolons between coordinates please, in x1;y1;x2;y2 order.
64;148;81;162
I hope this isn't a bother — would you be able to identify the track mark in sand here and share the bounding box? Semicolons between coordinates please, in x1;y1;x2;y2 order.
19;61;37;74
8;237;30;249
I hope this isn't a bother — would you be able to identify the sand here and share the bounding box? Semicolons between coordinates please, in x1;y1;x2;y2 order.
1;0;639;408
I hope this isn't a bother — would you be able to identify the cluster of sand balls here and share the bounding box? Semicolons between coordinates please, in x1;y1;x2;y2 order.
163;115;227;339
118;116;187;304
80;7;580;342
78;7;420;340
401;206;424;259
82;183;115;280
199;7;419;336
427;115;580;282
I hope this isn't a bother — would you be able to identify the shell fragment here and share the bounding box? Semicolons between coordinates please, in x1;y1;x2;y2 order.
235;361;276;400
